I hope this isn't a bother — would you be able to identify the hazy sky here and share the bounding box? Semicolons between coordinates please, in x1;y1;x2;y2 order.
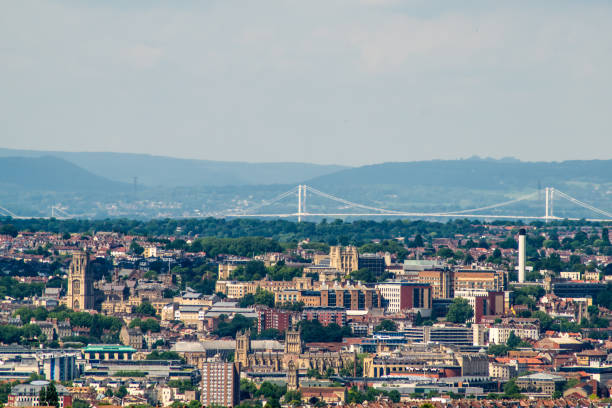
2;1;612;166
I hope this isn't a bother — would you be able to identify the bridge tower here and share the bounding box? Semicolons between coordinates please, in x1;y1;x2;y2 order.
297;185;307;222
545;187;555;222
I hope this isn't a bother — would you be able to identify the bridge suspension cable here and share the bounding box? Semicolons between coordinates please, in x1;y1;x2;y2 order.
442;191;540;215
304;185;405;214
553;189;612;219
235;186;299;215
0;205;24;219
51;206;76;219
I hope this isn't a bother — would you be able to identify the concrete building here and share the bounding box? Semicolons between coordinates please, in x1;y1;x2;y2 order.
454;289;505;323
200;360;240;407
416;269;453;299
319;284;382;310
401;260;446;282
363;348;488;378
41;353;77;382
398;326;475;346
375;281;432;313
489;324;540;344
454;269;505;292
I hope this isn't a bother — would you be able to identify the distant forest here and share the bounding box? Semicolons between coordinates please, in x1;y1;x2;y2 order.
1;217;609;243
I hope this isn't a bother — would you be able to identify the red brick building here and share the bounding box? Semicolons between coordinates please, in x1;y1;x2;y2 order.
301;306;346;326
257;307;293;333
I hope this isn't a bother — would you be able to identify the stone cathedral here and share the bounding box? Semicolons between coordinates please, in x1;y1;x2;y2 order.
65;251;94;311
235;327;355;374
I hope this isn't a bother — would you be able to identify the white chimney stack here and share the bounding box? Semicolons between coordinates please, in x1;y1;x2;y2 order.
518;228;526;283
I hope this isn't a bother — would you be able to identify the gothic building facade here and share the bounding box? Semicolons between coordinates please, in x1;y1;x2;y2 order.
235;327;355;375
65;251;94;311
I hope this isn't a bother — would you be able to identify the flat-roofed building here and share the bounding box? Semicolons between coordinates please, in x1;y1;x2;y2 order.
320;285;382;310
454;289;505;323
454;269;505;292
257;307;293;333
200;360;240;407
416;270;453;299
376;281;432;313
358;254;385;276
82;344;136;362
301;306;347;327
489;324;539;344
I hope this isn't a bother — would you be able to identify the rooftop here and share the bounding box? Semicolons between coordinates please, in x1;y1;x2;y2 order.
84;344;136;352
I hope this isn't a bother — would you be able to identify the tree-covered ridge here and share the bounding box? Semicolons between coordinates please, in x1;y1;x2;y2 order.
3;217;604;240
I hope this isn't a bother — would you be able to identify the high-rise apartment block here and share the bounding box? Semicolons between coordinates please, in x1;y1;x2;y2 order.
257;307;294;333
200;360;240;407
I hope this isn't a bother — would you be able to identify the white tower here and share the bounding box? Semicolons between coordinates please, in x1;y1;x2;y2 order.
518;229;526;283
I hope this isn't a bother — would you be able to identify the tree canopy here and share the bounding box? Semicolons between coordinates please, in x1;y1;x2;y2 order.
446;297;474;324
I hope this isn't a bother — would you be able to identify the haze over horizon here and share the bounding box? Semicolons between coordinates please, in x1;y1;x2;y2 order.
2;1;612;166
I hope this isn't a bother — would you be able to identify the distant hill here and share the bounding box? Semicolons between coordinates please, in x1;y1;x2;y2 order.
0;148;347;187
0;156;130;192
307;159;612;190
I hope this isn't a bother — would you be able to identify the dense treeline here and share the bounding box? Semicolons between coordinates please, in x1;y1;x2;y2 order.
0;276;45;299
299;320;353;342
5;217;608;242
229;260;301;282
170;259;218;294
197;237;282;257
0;323;43;345
0;259;62;277
11;305;123;344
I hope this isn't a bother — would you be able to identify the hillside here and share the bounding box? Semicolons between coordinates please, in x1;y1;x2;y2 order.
307;159;612;190
0;148;347;187
0;156;130;192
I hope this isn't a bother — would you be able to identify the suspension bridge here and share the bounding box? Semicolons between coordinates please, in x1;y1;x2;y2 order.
0;205;79;220
1;186;611;222
223;185;612;222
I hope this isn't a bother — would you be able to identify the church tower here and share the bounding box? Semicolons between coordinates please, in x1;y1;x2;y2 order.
236;329;251;368
285;326;302;355
287;360;299;390
66;251;93;311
